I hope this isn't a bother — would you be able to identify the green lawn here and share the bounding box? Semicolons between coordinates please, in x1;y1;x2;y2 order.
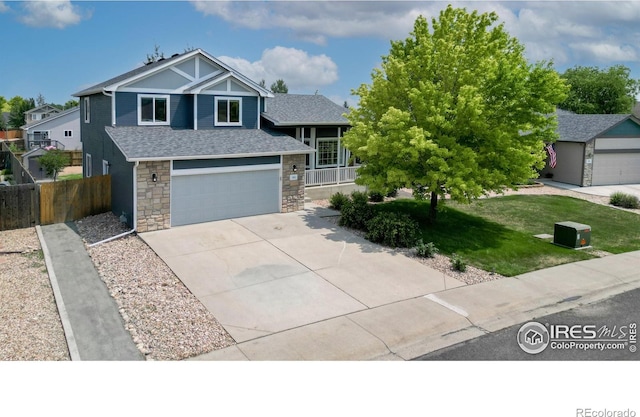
57;173;83;181
374;195;640;276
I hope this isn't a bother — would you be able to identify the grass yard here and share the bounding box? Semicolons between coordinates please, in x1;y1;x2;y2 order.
57;173;83;181
375;195;640;276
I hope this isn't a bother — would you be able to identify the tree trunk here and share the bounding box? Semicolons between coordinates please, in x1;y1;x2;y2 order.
429;191;438;224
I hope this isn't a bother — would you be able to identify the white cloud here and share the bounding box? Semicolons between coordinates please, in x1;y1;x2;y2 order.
0;2;9;13
194;1;640;68
191;0;434;44
19;0;88;29
219;46;339;91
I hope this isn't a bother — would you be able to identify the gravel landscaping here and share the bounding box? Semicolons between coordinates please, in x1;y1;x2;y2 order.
76;213;235;360
0;228;69;361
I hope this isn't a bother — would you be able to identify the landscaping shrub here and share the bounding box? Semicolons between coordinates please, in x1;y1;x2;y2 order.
415;240;439;258
339;191;374;230
450;253;467;272
365;212;420;248
329;192;350;211
368;191;385;202
386;189;398;198
610;192;639;209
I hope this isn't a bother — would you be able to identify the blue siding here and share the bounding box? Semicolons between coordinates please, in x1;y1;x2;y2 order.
80;92;134;226
116;92;193;128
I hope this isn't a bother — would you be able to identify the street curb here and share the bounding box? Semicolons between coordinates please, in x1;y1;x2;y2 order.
36;225;81;361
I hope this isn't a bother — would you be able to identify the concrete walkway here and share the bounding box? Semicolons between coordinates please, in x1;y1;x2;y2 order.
38;223;143;361
539;179;640;199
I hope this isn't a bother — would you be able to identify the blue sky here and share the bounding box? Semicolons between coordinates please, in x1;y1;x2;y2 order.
1;0;640;108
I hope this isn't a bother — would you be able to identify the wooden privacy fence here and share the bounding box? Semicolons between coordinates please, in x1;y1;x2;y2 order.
0;184;39;231
39;175;111;225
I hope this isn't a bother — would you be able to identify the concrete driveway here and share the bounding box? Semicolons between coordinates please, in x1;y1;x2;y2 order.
541;180;640;199
140;207;464;344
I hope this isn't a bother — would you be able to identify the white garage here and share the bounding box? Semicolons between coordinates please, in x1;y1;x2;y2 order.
171;158;281;226
592;153;640;186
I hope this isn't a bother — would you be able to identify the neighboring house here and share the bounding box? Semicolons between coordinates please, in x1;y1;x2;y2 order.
24;104;62;125
73;48;336;232
21;106;81;151
541;110;640;186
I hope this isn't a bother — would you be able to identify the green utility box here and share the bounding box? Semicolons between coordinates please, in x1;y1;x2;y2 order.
553;221;591;249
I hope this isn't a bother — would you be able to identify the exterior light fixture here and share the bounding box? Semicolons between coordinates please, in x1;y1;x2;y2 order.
152;173;157;182
292;164;297;172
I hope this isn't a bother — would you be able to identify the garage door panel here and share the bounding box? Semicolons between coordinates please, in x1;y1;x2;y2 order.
172;169;280;226
592;153;640;186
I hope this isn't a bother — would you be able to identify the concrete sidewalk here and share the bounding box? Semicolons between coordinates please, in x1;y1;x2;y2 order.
192;250;640;360
38;223;143;361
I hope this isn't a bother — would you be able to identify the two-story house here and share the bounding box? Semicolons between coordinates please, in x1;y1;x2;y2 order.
73;48;353;232
22;106;81;151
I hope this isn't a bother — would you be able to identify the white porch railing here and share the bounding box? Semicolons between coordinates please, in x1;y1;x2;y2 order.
305;166;358;187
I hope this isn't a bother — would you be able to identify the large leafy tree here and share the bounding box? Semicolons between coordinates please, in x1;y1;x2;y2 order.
8;96;35;129
342;6;568;223
559;65;639;114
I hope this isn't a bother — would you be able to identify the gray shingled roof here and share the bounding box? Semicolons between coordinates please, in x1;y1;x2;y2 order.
105;126;313;161
262;93;349;126
557;113;631;142
74;52;189;97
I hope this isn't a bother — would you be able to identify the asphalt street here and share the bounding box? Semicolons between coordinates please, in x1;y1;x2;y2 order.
416;287;640;360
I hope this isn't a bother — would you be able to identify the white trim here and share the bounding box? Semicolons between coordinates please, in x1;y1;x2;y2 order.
194;95;198;130
316;138;340;168
137;94;171;126
133;161;138;230
170;66;195;82
199;90;257;97
102;159;109;175
126;150;313;162
257;97;261;129
214;96;242;127
120;87;181;94
171;163;281;177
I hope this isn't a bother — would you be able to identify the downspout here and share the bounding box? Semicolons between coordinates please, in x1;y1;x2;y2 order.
102;89;115;126
87;162;137;248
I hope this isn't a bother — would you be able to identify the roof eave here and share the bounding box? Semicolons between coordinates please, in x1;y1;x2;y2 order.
261;114;349;127
124;149;315;163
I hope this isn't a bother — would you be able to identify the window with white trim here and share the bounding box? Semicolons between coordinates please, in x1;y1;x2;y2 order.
64;130;73;137
215;97;242;126
317;139;339;167
138;95;170;125
86;153;92;177
83;97;90;123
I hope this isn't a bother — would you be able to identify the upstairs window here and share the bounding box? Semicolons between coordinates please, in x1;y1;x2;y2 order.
215;97;242;126
138;95;169;125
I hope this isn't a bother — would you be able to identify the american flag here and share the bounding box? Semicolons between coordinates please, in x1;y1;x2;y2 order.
545;143;557;168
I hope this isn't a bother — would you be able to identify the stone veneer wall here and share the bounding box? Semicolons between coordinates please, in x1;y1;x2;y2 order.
582;140;595;186
281;154;306;212
136;160;171;232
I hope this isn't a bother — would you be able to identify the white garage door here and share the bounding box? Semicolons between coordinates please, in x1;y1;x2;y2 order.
592;153;640;185
171;166;281;226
